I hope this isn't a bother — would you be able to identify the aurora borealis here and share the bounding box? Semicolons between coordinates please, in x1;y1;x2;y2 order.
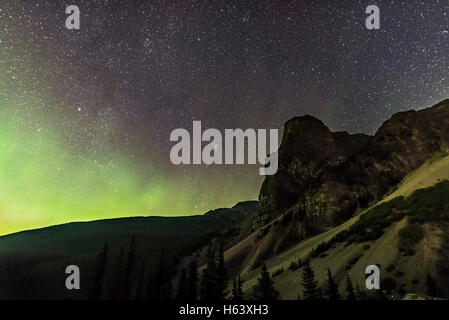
2;0;449;235
0;1;262;235
0;79;261;235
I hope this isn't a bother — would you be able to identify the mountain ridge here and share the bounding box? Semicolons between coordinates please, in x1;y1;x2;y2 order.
221;100;449;299
259;100;449;231
2;100;449;300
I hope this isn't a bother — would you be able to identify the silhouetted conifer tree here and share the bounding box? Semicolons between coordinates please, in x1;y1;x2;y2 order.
325;268;340;300
356;283;366;299
121;235;137;300
176;268;188;300
160;280;173;300
88;241;109;300
187;258;198;301
134;261;146;300
109;246;125;300
231;275;244;300
301;261;320;300
426;274;439;297
216;241;228;299
252;263;279;300
200;243;218;300
345;273;356;300
155;249;173;300
145;267;156;300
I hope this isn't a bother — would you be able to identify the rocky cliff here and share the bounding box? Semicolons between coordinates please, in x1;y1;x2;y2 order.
258;100;449;234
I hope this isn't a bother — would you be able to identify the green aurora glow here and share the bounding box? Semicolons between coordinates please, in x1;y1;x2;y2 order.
0;90;261;235
0;3;262;235
0;67;259;236
0;99;259;235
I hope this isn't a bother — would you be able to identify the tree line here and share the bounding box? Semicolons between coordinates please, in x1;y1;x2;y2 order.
247;259;364;300
87;235;175;300
87;235;359;300
89;236;440;300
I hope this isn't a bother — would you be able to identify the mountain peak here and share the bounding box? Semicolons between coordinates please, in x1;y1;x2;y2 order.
259;113;371;220
259;100;449;229
283;115;330;138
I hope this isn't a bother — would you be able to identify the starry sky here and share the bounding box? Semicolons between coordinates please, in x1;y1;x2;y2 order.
1;0;449;235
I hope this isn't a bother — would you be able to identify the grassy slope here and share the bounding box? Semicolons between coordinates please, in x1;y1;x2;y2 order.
232;152;449;299
383;151;449;201
0;216;223;260
0;201;258;257
0;201;257;299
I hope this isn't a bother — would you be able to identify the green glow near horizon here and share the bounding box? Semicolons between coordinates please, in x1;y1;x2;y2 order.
0;27;260;236
0;88;156;235
0;63;192;235
0;81;259;236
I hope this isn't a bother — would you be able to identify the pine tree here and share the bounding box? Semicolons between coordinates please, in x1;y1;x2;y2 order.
176;268;188;300
145;266;155;300
121;235;137;300
252;263;279;300
156;250;169;299
216;241;228;300
356;283;366;299
426;274;438;297
301;261;320;300
134;261;146;300
345;274;356;300
199;243;218;300
88;241;109;300
325;268;340;300
187;257;198;301
231;275;244;300
109;246;125;300
160;279;173;300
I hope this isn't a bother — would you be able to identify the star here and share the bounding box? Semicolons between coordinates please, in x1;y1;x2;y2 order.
2;0;449;235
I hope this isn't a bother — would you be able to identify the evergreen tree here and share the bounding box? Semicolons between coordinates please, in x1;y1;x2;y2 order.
301;261;320;300
216;241;228;300
176;268;188;300
134;261;146;300
145;267;156;300
231;275;244;300
156;250;168;299
187;257;198;301
252;263;279;300
157;250;166;298
121;235;137;300
345;273;356;300
160;280;173;300
356;283;366;299
109;246;125;300
88;241;109;300
199;243;218;300
325;268;340;300
151;249;174;300
426;274;438;297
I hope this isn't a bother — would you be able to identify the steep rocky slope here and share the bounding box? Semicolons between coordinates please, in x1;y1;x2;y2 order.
225;100;449;288
259;100;449;231
259;115;371;222
229;152;449;299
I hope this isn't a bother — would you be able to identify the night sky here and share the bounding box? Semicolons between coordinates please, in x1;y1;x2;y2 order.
1;0;449;235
